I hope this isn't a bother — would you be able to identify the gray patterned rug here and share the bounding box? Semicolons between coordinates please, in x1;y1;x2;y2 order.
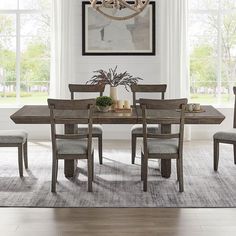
0;141;236;207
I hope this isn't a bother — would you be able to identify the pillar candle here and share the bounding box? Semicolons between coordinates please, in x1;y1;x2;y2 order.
124;100;130;109
117;100;124;109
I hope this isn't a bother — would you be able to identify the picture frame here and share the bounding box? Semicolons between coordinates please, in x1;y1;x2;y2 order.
82;1;156;56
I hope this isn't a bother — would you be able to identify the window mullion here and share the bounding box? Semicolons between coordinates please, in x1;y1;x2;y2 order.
16;11;20;103
216;0;222;104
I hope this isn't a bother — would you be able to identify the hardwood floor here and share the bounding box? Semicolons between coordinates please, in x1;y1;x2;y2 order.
0;208;236;236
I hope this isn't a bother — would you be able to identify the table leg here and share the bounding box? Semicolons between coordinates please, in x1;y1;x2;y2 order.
161;124;171;178
64;124;77;178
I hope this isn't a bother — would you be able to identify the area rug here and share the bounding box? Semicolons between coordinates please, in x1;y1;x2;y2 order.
0;141;236;207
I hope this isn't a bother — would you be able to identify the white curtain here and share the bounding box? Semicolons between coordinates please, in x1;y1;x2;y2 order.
50;0;73;98
160;0;189;99
159;0;191;139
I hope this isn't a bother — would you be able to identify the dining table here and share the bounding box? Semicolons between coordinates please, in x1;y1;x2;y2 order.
10;105;225;178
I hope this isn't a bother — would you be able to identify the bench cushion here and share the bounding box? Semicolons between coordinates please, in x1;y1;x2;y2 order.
0;130;28;144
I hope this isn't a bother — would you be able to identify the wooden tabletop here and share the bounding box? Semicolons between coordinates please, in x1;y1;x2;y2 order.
10;105;225;125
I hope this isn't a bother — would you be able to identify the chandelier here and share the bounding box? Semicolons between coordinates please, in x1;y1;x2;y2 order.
89;0;150;21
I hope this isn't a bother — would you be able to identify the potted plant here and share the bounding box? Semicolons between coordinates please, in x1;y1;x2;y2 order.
87;66;143;103
96;96;113;112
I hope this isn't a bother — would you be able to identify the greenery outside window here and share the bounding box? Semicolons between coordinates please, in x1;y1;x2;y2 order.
0;0;51;105
189;0;236;107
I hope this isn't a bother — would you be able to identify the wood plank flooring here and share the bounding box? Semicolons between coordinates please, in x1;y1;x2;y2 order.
0;208;236;236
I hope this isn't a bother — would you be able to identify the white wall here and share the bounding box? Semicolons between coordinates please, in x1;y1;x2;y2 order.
0;0;234;140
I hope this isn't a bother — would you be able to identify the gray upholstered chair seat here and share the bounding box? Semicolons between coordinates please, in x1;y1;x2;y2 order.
213;130;236;142
77;124;103;135
146;138;178;154
57;139;90;155
0;130;28;143
131;125;159;135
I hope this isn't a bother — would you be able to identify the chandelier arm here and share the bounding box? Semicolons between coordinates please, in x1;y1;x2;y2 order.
101;0;114;8
96;7;141;21
118;0;141;12
91;0;150;21
120;0;150;11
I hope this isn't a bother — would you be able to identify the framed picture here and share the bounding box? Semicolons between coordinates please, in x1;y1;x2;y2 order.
82;1;156;56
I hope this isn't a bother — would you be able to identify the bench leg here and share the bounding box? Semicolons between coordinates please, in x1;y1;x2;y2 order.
51;157;57;193
18;145;23;177
234;144;236;165
214;139;220;171
23;141;28;169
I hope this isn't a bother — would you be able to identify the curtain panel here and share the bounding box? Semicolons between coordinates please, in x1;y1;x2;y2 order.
50;0;73;98
160;0;189;99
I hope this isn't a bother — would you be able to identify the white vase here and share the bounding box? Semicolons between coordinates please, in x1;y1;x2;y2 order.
110;86;118;109
97;106;110;113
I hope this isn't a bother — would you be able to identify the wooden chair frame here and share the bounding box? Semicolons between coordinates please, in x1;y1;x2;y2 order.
69;84;105;164
214;87;236;170
130;84;167;164
48;98;95;192
140;98;187;192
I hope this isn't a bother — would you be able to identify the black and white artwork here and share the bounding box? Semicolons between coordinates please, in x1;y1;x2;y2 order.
82;1;156;55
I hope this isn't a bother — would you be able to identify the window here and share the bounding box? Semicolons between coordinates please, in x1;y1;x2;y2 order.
0;0;51;105
189;0;236;106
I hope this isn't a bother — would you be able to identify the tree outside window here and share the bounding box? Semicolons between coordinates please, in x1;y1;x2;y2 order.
0;0;51;105
189;0;236;106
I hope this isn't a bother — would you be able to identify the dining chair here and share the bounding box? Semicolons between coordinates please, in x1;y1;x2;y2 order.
213;86;236;171
140;98;187;192
48;98;95;192
0;130;28;177
130;84;167;164
69;84;105;164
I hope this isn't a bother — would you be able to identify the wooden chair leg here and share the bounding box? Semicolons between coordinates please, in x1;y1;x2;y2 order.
87;156;93;192
51;158;57;193
143;155;148;192
18;145;23;177
55;159;58;181
92;151;94;181
23;141;28;169
234;144;236;165
176;159;180;181
214;139;220;171
98;135;103;165
141;152;144;181
131;134;137;164
179;158;184;192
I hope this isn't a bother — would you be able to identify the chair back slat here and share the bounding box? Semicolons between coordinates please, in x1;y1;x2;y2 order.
48;99;95;125
147;133;180;139
69;84;105;99
55;134;88;139
48;99;95;110
131;84;167;106
234;87;236;128
140;98;187;110
131;84;167;93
